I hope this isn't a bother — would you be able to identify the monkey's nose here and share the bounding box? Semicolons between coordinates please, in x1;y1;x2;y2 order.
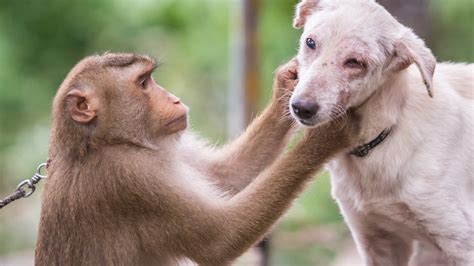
291;100;319;120
168;93;181;104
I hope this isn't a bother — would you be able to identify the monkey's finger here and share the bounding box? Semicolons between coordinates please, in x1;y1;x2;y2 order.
276;68;298;86
287;58;299;74
284;79;299;92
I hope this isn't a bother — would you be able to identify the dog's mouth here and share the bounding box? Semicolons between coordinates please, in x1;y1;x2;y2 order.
298;119;316;127
291;106;348;128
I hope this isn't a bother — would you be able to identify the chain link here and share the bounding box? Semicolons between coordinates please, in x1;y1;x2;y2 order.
0;162;48;210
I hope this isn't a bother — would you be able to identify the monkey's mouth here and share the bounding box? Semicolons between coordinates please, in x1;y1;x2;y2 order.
166;114;188;127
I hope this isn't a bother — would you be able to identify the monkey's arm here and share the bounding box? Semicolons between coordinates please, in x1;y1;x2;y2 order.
143;122;352;265
181;61;298;194
210;104;294;193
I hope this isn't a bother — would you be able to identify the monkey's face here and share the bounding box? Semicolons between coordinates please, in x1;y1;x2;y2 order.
63;54;189;145
112;62;189;138
144;77;189;135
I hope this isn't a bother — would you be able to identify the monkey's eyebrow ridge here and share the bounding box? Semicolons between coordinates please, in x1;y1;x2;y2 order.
102;54;157;69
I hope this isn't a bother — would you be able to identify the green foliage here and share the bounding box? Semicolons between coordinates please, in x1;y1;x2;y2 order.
282;173;342;231
430;0;474;62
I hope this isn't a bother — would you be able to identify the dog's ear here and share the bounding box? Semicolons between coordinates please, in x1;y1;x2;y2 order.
385;32;436;97
293;0;320;29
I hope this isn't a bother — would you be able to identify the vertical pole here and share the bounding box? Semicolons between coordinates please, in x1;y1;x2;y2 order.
228;0;261;136
228;0;268;265
228;0;245;138
243;1;269;265
243;1;270;264
243;0;260;124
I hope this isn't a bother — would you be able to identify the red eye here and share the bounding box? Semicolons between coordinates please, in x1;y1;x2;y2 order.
344;58;366;68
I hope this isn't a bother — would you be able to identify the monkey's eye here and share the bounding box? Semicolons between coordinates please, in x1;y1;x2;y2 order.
344;58;367;69
306;38;316;50
138;76;149;89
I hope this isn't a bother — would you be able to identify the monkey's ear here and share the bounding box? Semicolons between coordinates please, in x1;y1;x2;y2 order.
293;0;320;29
385;32;436;97
66;89;99;123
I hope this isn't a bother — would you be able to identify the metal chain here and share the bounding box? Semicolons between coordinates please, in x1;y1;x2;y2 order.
0;162;48;210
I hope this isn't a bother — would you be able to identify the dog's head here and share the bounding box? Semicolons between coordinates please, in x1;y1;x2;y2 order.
290;0;436;127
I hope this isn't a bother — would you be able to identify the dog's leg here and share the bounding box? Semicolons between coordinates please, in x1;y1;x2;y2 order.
409;241;451;266
338;203;413;266
407;199;474;266
355;225;413;266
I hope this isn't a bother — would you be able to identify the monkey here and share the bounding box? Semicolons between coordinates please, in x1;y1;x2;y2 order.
35;53;356;266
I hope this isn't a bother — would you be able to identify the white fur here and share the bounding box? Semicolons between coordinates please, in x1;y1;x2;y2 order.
292;1;474;265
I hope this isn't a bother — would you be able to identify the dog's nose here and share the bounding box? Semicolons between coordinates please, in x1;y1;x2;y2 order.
291;100;319;120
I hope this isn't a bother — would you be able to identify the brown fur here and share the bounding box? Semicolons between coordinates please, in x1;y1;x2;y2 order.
35;53;355;265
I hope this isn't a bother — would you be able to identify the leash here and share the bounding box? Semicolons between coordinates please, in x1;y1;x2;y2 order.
0;162;49;210
0;127;391;210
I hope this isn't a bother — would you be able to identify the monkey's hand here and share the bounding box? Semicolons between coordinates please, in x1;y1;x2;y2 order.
296;111;361;159
271;58;299;115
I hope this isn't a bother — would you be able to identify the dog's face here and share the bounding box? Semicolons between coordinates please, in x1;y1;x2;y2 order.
290;0;436;127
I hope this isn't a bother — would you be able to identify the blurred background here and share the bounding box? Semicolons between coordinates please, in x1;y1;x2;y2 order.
0;0;472;265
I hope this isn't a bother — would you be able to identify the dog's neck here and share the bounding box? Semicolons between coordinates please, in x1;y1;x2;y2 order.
352;72;409;146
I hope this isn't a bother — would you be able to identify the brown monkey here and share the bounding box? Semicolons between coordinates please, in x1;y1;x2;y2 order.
36;53;355;265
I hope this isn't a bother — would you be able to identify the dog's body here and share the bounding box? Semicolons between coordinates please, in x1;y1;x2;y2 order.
329;63;474;265
290;0;474;265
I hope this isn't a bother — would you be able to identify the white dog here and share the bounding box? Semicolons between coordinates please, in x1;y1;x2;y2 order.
290;0;474;265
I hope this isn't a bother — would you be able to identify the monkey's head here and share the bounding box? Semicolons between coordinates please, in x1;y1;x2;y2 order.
51;53;188;155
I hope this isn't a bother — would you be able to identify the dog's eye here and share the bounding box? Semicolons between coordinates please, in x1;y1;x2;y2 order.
306;38;316;50
344;58;366;69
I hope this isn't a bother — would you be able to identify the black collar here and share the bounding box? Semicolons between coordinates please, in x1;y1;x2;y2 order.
350;127;392;157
